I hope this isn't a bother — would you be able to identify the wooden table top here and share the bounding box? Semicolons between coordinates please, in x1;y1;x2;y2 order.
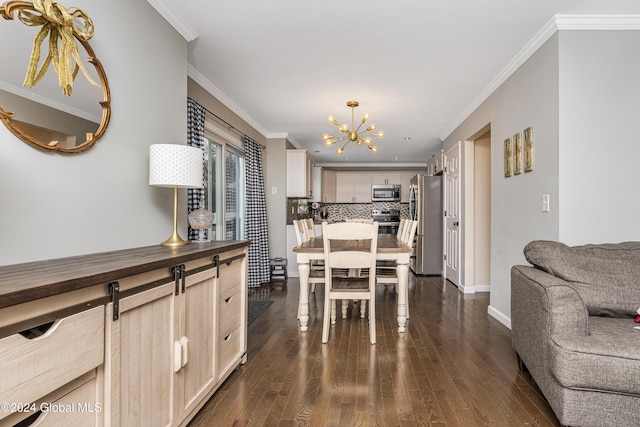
293;234;412;254
0;240;250;309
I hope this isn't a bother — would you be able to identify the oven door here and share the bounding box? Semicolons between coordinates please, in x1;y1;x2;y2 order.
378;223;398;234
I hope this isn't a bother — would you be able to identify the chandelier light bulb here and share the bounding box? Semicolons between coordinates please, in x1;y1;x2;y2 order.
363;137;372;145
361;113;370;123
366;124;376;132
373;131;384;138
369;145;378;152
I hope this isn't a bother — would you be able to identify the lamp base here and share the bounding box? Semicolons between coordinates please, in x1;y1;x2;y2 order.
160;234;189;247
160;186;189;248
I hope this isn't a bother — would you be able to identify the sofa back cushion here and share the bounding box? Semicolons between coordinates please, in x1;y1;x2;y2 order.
524;240;640;317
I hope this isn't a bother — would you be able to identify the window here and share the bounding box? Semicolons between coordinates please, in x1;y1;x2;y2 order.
202;123;245;241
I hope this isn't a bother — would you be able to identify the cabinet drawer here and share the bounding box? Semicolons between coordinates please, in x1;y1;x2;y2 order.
219;289;241;336
218;326;242;376
0;306;104;416
218;258;243;300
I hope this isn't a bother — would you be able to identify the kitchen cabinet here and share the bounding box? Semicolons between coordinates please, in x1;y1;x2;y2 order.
0;241;249;427
336;172;371;203
287;149;314;198
371;172;403;186
427;150;444;175
321;169;337;203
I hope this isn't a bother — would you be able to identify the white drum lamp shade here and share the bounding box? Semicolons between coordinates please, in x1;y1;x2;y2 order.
149;144;203;188
149;144;204;247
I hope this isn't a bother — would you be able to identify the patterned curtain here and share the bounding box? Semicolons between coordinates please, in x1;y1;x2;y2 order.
243;135;270;288
186;98;206;240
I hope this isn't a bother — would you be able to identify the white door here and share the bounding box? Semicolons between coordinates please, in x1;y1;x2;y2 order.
444;143;461;286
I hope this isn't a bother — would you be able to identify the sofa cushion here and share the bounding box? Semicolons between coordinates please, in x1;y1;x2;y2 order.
524;240;640;317
550;317;640;396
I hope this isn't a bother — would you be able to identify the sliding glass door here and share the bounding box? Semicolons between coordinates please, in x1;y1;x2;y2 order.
224;148;244;240
203;137;244;240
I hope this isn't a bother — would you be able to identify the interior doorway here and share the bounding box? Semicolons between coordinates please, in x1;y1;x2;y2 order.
463;128;492;293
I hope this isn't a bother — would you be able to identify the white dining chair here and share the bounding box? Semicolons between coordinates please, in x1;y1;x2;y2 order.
322;221;378;344
293;220;324;317
377;219;417;318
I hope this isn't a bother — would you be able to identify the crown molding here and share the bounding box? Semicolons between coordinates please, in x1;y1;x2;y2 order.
555;14;640;30
440;14;640;141
188;64;270;137
267;132;289;139
146;0;198;41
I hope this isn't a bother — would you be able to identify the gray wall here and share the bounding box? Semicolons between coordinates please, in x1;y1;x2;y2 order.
0;0;187;265
444;29;640;325
558;30;640;244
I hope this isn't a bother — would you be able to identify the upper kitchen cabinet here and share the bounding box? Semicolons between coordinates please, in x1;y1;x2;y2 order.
287;149;314;198
321;169;337;203
427;150;444;176
336;172;371;203
371;172;402;186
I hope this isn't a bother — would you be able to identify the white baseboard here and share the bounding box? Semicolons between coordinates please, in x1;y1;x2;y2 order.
288;270;299;278
488;305;511;329
475;285;491;293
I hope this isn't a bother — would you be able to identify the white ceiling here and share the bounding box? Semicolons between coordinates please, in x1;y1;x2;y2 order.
152;0;640;166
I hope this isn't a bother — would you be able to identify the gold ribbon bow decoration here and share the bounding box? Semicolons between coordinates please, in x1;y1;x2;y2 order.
18;0;98;96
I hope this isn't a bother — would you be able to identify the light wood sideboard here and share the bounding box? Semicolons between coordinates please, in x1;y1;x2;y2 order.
0;241;250;427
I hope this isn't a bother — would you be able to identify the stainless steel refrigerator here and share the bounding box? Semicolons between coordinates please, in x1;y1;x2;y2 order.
409;174;443;275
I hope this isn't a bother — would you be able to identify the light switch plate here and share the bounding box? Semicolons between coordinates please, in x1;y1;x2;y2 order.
542;194;550;212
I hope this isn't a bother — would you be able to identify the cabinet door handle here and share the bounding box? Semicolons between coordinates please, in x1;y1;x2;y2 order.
174;341;182;372
181;336;189;368
224;296;233;304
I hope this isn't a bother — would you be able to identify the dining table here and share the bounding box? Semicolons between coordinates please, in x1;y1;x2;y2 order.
292;233;413;333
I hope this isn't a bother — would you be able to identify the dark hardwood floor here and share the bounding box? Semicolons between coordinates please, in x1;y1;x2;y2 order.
189;274;561;427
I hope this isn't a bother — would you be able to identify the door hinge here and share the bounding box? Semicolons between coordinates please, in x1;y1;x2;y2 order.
108;281;120;321
443;254;447;261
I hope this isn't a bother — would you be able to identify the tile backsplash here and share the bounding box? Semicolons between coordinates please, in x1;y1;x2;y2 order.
286;200;408;224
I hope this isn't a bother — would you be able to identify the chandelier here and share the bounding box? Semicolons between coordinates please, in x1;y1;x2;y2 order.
322;100;384;155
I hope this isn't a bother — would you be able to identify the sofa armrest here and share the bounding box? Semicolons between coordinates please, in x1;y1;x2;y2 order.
511;265;589;386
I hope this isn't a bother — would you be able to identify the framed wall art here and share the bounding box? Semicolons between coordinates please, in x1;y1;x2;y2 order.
513;132;522;175
524;126;534;172
504;137;512;177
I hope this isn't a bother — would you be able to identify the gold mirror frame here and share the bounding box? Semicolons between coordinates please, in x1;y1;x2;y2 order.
0;1;111;153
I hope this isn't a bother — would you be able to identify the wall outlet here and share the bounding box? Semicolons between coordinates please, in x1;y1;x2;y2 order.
271;186;277;195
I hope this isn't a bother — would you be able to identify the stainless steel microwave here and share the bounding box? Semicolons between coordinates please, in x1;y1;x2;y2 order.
371;184;401;202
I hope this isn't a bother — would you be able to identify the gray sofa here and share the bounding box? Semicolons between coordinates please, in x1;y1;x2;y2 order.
511;240;640;427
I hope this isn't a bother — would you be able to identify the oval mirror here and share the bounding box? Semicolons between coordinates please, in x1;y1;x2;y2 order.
0;1;110;153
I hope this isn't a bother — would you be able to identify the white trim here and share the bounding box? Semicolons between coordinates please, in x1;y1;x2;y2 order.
458;282;476;294
475;285;491;293
488;305;511;330
146;0;198;41
317;162;428;169
268;132;289;139
440;14;640;141
188;64;271;138
556;14;640;30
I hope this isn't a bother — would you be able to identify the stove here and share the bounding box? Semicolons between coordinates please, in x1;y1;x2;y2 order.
372;209;400;234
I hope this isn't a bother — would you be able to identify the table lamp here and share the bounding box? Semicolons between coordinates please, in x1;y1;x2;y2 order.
149;144;204;247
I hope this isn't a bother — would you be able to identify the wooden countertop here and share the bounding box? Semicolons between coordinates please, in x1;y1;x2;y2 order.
0;241;250;309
